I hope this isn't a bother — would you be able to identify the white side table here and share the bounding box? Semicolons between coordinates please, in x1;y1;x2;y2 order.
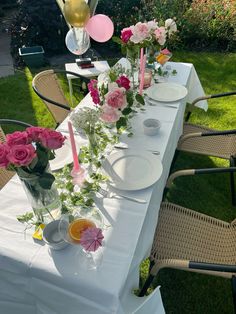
65;61;110;105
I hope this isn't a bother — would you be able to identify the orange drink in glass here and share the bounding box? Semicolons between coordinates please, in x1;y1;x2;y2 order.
68;218;96;244
156;51;172;66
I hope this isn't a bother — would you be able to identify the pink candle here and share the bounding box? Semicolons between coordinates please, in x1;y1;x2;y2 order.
68;121;80;171
139;47;144;76
139;54;146;95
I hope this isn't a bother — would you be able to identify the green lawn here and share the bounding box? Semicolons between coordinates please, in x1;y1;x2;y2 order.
0;51;236;313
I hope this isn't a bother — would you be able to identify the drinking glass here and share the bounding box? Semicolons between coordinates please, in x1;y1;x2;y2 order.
154;51;172;83
59;207;104;270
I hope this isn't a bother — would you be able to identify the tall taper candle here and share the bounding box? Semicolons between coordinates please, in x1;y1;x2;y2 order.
68;121;80;171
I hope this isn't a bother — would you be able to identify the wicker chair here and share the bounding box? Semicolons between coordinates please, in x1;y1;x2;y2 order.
178;91;236;204
139;166;236;311
32;69;90;126
0;119;32;189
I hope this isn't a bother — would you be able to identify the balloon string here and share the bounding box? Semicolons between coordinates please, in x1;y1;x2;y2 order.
72;28;78;44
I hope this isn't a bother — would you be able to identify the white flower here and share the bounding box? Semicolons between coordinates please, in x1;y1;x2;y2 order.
165;19;177;36
147;20;158;31
70;108;99;132
97;71;111;89
107;82;119;91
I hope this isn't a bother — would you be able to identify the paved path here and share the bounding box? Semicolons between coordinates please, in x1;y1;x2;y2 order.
0;32;14;78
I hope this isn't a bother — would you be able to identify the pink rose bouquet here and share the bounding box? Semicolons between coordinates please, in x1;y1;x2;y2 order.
0;127;66;189
113;19;177;64
88;66;144;129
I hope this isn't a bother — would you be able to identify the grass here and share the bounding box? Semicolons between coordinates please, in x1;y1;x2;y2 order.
139;51;236;314
0;51;236;313
0;67;84;133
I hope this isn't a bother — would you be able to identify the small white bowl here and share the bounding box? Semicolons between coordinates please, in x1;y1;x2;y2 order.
43;220;69;251
143;119;161;136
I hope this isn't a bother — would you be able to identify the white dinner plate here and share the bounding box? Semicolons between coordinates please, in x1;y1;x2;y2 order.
103;150;163;190
50;139;74;171
146;82;188;102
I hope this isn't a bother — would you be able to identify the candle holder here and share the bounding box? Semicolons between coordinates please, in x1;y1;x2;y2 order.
143;69;153;88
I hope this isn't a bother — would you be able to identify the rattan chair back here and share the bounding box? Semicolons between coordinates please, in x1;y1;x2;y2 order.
179;123;236;159
0;127;14;189
32;70;70;124
0;119;33;190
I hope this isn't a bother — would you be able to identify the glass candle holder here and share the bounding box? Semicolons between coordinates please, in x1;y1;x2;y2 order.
143;69;152;88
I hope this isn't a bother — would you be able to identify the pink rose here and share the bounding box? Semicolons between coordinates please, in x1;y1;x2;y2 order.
88;79;100;105
121;27;133;43
116;75;130;90
7;144;36;167
130;22;149;44
105;87;127;110
6;131;29;146
160;48;171;55
0;143;10;168
39;129;66;150
100;105;121;123
155;27;167;46
26;127;44;142
90;89;100;105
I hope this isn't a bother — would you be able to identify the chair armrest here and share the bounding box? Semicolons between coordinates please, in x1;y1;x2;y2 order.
54;69;90;83
201;129;236;136
178;129;236;147
185;91;236;121
32;85;72;111
166;167;236;188
178;132;203;146
189;261;236;273
151;259;236;274
192;91;236;107
0;119;33;128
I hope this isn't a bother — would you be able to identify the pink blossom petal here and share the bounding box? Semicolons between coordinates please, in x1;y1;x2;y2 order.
80;227;104;252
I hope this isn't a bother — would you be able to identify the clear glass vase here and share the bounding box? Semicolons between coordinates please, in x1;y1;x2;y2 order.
18;168;61;224
126;48;139;89
85;128;98;158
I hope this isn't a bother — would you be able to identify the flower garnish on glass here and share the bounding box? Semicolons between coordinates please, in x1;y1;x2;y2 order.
59;208;104;270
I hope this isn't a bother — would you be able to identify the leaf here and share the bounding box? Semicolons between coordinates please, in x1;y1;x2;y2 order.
116;117;127;129
122;107;132;115
38;172;55;189
17;212;34;223
48;151;55;160
35;146;49;170
135;94;145;106
112;36;123;45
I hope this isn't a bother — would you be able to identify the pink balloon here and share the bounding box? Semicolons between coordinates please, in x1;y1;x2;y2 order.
85;14;114;43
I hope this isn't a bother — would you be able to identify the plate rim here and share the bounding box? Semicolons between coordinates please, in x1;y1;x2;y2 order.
104;150;163;191
49;139;73;171
146;82;188;102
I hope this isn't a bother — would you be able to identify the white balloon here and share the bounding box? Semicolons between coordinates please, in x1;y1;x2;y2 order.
65;28;90;55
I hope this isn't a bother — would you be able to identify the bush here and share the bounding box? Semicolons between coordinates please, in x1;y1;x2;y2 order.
10;0;68;66
149;0;192;50
0;0;18;9
181;0;236;51
96;0;141;35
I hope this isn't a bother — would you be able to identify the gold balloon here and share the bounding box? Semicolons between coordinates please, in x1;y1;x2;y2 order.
64;0;90;28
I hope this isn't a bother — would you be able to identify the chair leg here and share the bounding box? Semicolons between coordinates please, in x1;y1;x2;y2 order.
169;150;180;174
149;259;155;273
229;157;236;206
231;276;236;313
139;273;155;297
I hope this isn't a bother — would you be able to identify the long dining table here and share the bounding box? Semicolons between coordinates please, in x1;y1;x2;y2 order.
0;60;207;314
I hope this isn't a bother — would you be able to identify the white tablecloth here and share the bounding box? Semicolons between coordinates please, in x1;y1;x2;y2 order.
0;62;206;314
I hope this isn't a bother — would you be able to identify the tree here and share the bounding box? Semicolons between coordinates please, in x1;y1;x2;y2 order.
10;0;68;65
